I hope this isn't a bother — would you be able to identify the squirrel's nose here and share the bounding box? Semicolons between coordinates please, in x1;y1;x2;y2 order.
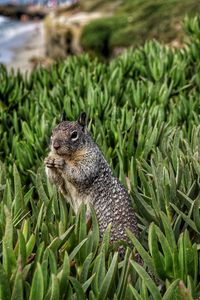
53;141;61;150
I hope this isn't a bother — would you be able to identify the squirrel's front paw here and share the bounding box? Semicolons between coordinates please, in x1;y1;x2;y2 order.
54;157;65;169
44;156;65;169
44;156;55;168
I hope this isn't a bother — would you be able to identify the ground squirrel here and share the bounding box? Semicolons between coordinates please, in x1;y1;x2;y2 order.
44;112;139;244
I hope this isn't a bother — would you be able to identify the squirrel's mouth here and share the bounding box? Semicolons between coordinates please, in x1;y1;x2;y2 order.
51;148;62;156
51;145;72;157
52;148;70;157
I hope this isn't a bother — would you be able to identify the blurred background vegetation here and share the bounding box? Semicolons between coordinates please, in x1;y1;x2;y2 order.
41;0;200;64
79;0;200;58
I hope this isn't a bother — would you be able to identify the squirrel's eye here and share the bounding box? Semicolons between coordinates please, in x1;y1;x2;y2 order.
71;131;78;141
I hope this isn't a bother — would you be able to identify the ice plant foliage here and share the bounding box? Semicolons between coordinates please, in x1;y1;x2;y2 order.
1;16;200;299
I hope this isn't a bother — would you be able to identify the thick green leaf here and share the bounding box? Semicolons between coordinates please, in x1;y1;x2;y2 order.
13;164;24;217
163;279;181;300
116;248;131;300
126;229;154;271
97;252;118;300
127;283;143;300
11;264;23;300
69;238;88;261
50;274;60;300
57;251;70;296
0;262;11;300
29;263;44;300
148;223;166;280
130;260;162;300
3;206;16;276
82;274;96;293
69;276;86;300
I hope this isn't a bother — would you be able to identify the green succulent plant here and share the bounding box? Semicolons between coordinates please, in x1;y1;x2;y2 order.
1;15;200;300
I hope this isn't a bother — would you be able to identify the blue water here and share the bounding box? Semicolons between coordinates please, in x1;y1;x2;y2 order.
0;15;38;64
0;0;73;4
0;1;43;4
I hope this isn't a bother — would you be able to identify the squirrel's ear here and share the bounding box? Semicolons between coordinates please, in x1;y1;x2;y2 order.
78;112;87;127
61;111;67;122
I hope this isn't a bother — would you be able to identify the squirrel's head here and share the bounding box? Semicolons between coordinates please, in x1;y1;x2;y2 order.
50;112;89;157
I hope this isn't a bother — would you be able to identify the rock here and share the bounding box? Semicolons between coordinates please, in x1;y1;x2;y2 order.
44;10;102;59
0;4;47;20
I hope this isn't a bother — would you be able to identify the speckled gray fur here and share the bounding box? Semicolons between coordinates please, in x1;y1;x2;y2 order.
44;114;139;243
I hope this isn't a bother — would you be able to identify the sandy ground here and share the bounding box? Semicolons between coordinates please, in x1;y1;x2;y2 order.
7;21;45;74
